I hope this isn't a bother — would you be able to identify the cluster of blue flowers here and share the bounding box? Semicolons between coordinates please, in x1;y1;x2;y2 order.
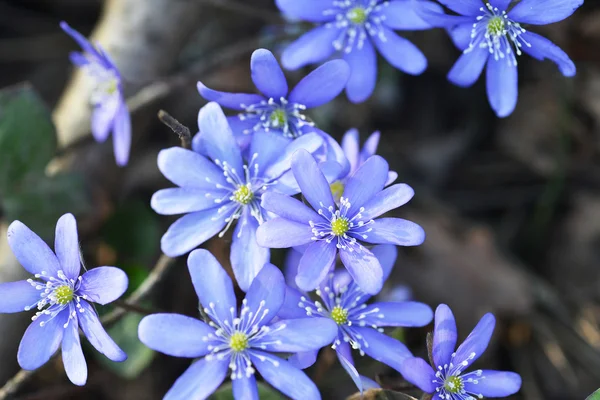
0;0;585;398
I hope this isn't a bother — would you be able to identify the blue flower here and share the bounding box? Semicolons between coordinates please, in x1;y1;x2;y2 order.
278;245;433;392
415;0;581;117
152;102;324;290
138;249;337;400
197;48;350;173
401;304;522;399
60;22;131;166
276;0;440;103
0;214;128;385
256;149;425;294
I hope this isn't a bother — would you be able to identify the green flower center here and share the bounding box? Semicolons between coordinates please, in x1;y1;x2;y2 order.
331;306;349;325
233;184;253;205
487;16;505;36
347;7;367;24
444;375;464;393
330;181;345;203
270;109;287;127
54;285;74;306
331;218;349;236
229;331;249;352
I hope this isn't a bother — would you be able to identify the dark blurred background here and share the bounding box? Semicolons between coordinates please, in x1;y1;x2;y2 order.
1;0;600;399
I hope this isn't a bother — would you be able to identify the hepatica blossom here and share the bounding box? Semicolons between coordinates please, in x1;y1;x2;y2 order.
256;149;424;295
0;214;128;385
60;22;131;166
279;245;433;391
138;249;337;400
417;0;582;117
401;304;522;399
276;0;441;102
152;102;323;290
197;48;349;171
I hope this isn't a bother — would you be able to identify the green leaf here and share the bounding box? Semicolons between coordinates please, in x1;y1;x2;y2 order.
96;312;155;379
210;381;285;400
0;84;57;193
587;389;600;400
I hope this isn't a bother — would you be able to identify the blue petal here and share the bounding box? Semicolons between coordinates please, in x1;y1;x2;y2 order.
18;309;68;370
358;301;433;327
197;81;263;111
0;280;41;313
372;28;427;75
291;149;336;211
463;370;522;397
251;49;288;99
91;101;117;143
437;0;484;16
363;218;426;246
412;2;473;26
156;147;227;189
7;220;61;276
339;245;383;295
54;213;81;279
520;31;576;77
341;129;360;174
453;313;496;370
281;26;340;70
508;0;583;25
250;130;292;173
257;317;337;352
400;357;436;393
227;115;257;138
164;358;229;400
231;212;270;292
360;183;415;220
275;0;336;22
250;351;321;399
78;300;126;362
449;22;475;51
151;188;223;215
112;100;131;167
359;131;380;163
448;49;489;87
343;155;389;216
386;171;398;186
260;192;320;223
283;251;303;291
196;102;244;174
378;0;442;30
138;313;215;358
160;208;230;257
69;51;89;66
371;244;398;282
188;249;237;322
486;59;518;118
256;218;314;248
245;263;286;328
78;267;128;305
287;350;318;369
433;304;458;367
289;60;350;108
278;286;309;319
344;39;377;103
296;240;337;292
62;318;87;386
60;22;103;62
264;132;325;179
488;0;511;10
233;375;259;400
316;128;351;177
336;345;363;393
352;327;413;371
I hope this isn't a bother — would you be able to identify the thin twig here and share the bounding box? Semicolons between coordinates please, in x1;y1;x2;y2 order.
158;110;192;149
199;0;283;24
113;300;158;317
0;254;176;400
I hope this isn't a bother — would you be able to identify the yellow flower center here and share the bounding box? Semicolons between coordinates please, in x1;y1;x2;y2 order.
331;218;349;236
487;16;505;36
444;375;464;393
54;285;74;306
233;184;253;205
270;109;287;127
347;7;367;24
330;181;345;203
229;332;249;352
331;306;349;325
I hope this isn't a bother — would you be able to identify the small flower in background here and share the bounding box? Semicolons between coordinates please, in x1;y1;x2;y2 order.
61;22;131;166
138;249;337;400
401;304;522;399
330;129;398;202
415;0;581;117
276;0;441;103
197;48;350;173
152;102;324;290
278;244;433;392
0;214;128;386
256;149;424;295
